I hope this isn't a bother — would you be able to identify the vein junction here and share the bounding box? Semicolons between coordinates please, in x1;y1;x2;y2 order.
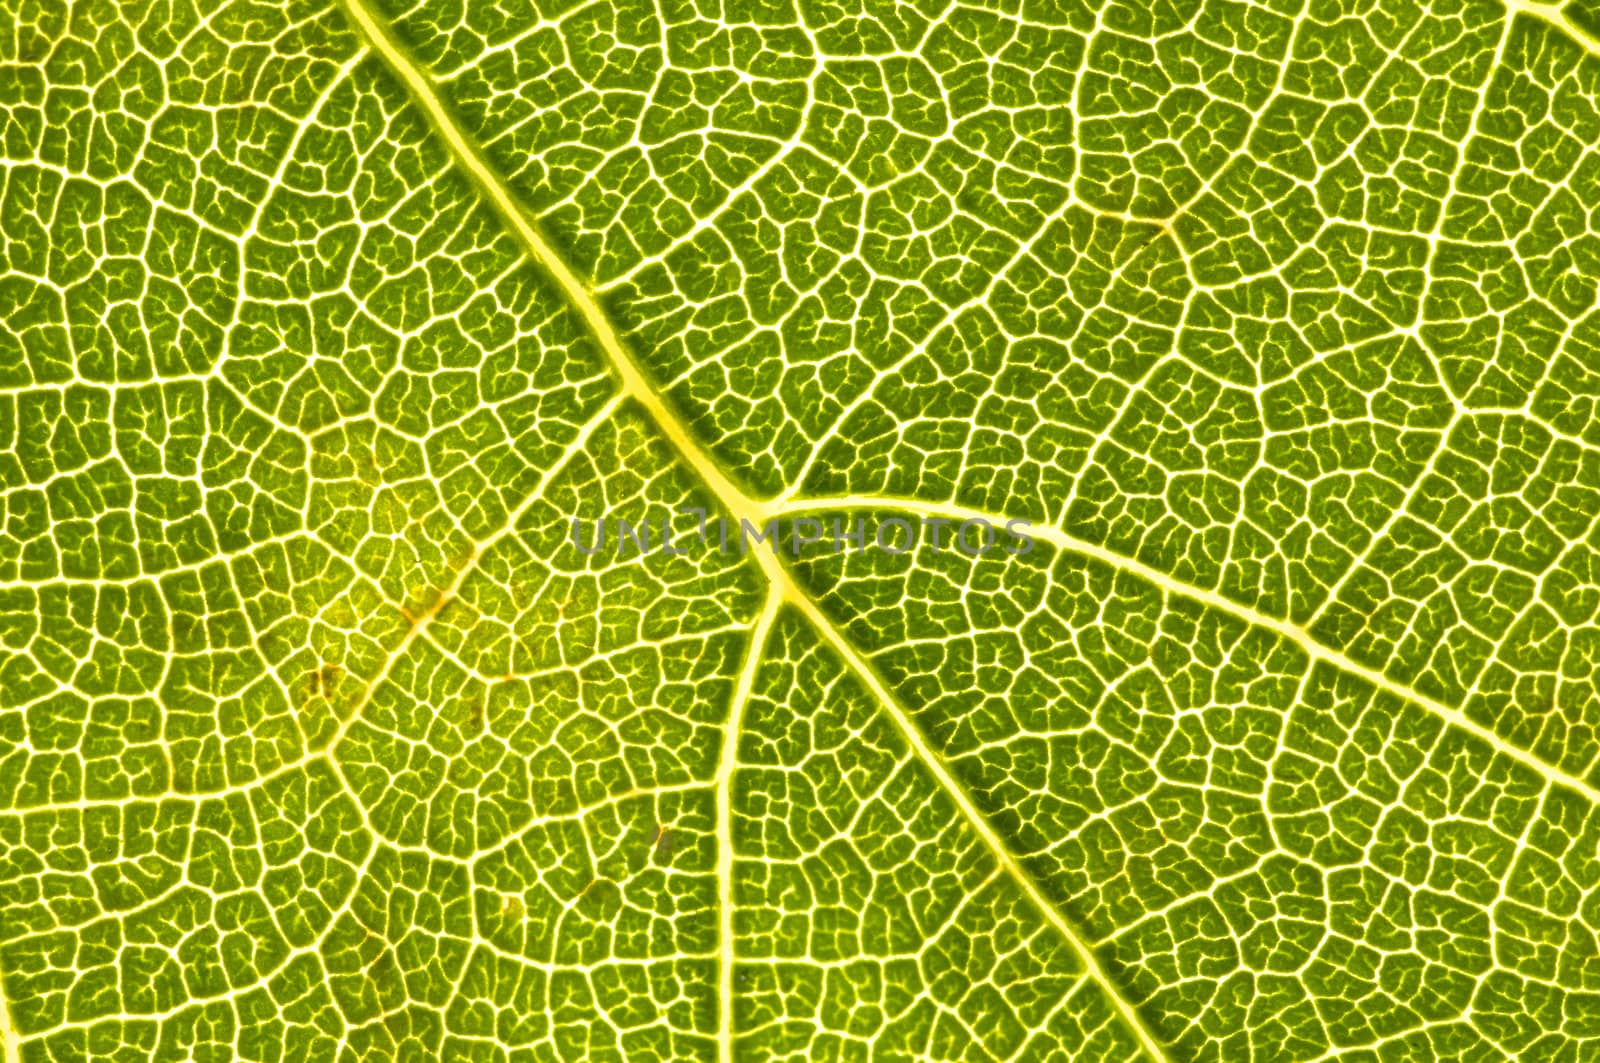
336;1;1600;1060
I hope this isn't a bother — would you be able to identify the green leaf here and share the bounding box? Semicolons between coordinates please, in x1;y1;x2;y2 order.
4;0;1600;1058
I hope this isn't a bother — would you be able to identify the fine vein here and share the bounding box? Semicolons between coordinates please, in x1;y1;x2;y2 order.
716;592;782;1063
337;3;1177;1055
336;0;1600;1055
771;494;1600;808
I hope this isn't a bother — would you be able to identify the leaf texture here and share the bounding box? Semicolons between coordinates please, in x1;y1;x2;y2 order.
3;0;1600;1059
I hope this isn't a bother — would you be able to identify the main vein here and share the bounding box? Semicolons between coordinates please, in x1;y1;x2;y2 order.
334;0;762;531
716;592;782;1063
333;2;1166;1060
1506;0;1600;58
771;495;1600;808
0;973;19;1063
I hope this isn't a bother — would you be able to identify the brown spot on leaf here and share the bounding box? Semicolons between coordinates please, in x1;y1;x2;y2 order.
308;660;343;700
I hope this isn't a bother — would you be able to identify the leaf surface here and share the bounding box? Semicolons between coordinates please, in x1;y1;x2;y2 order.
3;0;1600;1059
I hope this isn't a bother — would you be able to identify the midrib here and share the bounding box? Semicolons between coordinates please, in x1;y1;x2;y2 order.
333;1;1594;1060
1507;0;1600;58
335;0;762;530
0;975;18;1063
336;4;1176;1059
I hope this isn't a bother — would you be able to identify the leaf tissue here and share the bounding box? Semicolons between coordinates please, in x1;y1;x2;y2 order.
3;0;1600;1058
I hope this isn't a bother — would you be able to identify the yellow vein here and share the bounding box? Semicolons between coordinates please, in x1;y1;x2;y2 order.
774;579;1174;1063
0;973;17;1063
1505;0;1600;58
335;0;761;528
716;591;782;1063
771;494;1600;808
323;391;623;758
335;3;1173;1058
